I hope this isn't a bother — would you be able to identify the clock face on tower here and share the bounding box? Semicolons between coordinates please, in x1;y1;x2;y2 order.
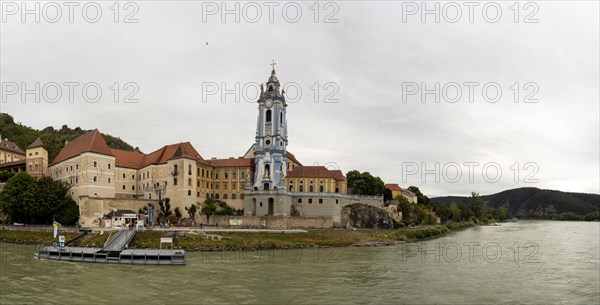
265;98;273;107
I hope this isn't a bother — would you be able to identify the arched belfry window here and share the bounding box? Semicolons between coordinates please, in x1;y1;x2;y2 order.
266;110;272;122
268;85;273;92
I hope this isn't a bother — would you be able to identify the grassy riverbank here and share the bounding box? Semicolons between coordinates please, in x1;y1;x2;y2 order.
0;223;475;251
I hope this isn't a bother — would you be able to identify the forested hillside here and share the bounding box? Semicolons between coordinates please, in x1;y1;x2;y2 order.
432;187;600;220
0;113;139;161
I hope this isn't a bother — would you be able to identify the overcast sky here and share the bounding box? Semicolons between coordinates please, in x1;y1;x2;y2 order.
1;1;598;197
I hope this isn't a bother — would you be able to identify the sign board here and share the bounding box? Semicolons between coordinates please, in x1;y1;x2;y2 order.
160;237;173;243
229;219;243;226
123;213;137;219
58;235;65;249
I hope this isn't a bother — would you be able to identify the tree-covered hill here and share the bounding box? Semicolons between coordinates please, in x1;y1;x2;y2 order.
0;113;139;161
432;187;600;219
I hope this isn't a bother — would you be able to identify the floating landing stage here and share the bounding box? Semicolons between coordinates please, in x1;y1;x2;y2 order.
37;229;185;265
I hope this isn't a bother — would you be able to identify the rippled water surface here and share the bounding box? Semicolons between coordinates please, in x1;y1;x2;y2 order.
1;221;599;304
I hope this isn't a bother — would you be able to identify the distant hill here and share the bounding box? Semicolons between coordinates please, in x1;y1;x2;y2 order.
0;113;139;161
432;187;600;219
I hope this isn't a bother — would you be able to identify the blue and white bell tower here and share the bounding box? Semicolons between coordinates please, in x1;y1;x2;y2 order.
253;61;289;191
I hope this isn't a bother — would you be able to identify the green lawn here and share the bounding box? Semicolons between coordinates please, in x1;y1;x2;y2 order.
1;223;475;251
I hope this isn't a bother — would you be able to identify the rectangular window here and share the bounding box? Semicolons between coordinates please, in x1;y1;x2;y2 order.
197;168;200;176
308;198;312;204
223;183;228;189
215;183;220;189
215;194;220;199
123;185;125;190
188;190;191;196
232;183;237;189
123;173;126;178
108;178;111;183
188;165;192;175
174;178;178;185
197;181;200;187
319;199;323;204
224;172;228;179
298;198;302;203
223;194;228;199
232;194;237;199
93;161;97;167
93;176;97;182
188;178;192;186
215;172;219;179
232;171;237;179
197;192;200;197
76;164;79;170
240;193;244;199
132;186;135;190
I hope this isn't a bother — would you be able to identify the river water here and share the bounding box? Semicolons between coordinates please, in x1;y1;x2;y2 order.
1;221;598;305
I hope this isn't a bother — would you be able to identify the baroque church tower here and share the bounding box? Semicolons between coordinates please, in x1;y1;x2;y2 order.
252;63;289;191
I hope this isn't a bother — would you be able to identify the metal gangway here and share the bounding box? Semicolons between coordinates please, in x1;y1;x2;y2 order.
101;229;137;257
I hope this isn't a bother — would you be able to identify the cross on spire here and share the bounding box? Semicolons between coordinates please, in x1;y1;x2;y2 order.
270;59;277;71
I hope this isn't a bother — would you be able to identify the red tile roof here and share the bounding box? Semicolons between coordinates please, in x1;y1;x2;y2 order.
51;130;204;169
385;183;416;196
286;166;345;181
0;139;25;155
140;142;203;168
110;149;145;169
51;129;113;165
205;157;254;168
26;137;45;149
385;183;402;191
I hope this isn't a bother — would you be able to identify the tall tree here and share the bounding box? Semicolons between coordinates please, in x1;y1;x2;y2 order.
0;173;38;223
470;192;483;218
346;170;386;196
158;198;172;221
449;201;461;222
408;186;431;205
201;198;217;223
185;204;197;223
